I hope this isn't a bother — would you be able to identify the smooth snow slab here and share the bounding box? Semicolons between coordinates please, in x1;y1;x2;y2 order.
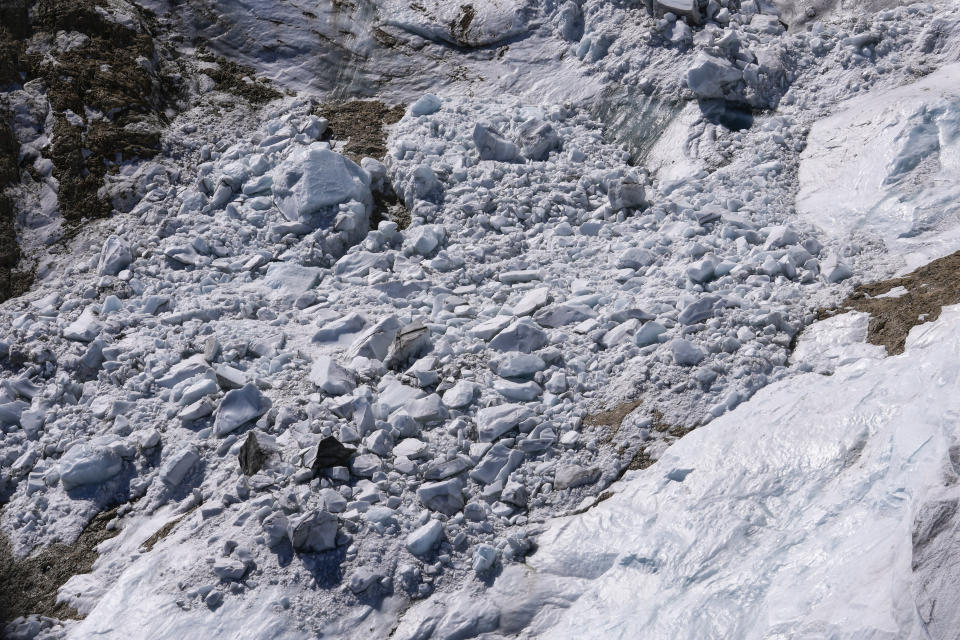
399;305;960;639
797;63;960;270
520;306;960;638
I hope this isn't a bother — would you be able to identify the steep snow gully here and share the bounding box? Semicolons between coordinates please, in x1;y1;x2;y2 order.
2;0;960;638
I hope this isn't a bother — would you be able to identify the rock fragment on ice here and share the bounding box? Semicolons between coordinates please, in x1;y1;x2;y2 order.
385;322;431;369
97;235;133;276
238;432;267;476
288;510;338;553
406;519;444;556
213;384;271;436
310;356;356;396
304;437;356;473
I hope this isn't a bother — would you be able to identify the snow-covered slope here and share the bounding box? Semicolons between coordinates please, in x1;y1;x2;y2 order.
397;302;960;639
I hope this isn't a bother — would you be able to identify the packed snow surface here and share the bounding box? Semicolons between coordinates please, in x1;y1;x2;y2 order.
798;63;960;270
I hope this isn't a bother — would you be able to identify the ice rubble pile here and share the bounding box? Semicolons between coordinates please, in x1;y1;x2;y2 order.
1;0;960;637
0;85;857;633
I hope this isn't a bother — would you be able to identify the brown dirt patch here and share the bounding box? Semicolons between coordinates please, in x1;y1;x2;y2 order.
196;49;283;105
830;250;960;355
0;507;120;624
314;100;405;162
626;447;656;471
450;4;477;42
585;399;642;431
0;108;31;302
20;0;181;224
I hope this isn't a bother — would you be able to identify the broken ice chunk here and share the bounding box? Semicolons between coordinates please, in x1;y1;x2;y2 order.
406;519;444;556
59;440;123;490
416;479;465;516
63;308;102;343
310;356;357;396
212;384;271;437
97;235;133;276
288;510;338;552
477;404;533;442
